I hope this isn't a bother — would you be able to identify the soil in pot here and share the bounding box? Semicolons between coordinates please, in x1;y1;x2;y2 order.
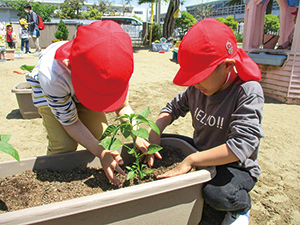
0;144;194;213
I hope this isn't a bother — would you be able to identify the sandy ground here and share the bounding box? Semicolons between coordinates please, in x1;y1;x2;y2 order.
0;48;300;224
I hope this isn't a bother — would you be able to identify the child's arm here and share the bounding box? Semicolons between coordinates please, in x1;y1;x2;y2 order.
63;119;125;186
157;143;239;179
149;112;172;145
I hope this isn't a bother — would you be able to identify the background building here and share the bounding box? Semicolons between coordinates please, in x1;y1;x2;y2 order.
185;0;280;22
0;0;151;23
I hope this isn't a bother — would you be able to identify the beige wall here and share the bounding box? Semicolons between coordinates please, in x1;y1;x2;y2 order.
12;23;78;50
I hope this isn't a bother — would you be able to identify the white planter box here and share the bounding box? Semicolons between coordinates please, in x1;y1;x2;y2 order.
0;138;216;225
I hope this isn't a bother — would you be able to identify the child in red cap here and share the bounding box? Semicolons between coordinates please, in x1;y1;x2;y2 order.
149;19;264;224
25;20;160;186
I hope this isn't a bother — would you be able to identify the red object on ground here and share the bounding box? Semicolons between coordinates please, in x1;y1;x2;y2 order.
159;51;165;53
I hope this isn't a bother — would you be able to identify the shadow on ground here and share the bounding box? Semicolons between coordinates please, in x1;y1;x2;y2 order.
6;109;23;119
264;96;283;104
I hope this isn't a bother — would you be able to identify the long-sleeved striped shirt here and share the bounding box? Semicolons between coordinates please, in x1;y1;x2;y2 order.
26;41;128;125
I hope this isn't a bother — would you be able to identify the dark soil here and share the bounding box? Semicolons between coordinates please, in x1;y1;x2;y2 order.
0;144;190;213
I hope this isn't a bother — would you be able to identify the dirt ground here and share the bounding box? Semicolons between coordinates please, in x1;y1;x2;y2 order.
0;48;300;224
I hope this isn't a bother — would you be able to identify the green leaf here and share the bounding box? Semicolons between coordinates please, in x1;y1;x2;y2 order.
20;65;35;72
126;171;135;180
99;137;123;151
99;124;117;141
132;128;149;139
120;121;132;139
138;107;150;119
147;144;163;155
135;114;148;124
127;148;135;155
0;134;11;143
147;120;160;135
141;164;147;169
144;170;153;174
0;142;20;162
140;171;146;179
115;114;130;121
126;166;133;171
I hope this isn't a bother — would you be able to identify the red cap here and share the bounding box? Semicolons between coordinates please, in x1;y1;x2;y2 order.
291;8;298;15
173;19;261;86
55;20;133;112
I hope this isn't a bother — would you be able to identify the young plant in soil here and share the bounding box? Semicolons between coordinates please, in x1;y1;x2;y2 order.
0;134;20;162
99;107;162;180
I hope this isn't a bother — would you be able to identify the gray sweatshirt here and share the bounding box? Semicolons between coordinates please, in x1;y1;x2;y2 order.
161;79;265;178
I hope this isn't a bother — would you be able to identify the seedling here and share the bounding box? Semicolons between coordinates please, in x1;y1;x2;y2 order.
99;107;162;180
0;134;20;162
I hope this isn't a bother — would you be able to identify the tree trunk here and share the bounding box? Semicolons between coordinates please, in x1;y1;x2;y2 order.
163;0;180;42
266;0;273;14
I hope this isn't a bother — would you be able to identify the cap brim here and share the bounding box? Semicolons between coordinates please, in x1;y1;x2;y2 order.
173;65;218;86
72;70;129;112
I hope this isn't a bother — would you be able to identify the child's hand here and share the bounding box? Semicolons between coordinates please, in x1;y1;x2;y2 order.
135;137;162;167
157;156;193;179
99;149;125;186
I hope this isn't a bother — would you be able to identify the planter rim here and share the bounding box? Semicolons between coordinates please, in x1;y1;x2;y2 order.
0;137;216;225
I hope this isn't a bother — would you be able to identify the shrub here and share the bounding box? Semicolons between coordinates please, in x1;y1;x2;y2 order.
54;20;69;40
264;14;280;34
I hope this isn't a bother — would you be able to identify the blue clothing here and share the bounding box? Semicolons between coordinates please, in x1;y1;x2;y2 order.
19;27;30;53
21;38;29;53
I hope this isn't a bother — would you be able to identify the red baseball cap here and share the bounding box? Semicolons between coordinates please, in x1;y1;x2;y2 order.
173;19;261;86
55;20;133;112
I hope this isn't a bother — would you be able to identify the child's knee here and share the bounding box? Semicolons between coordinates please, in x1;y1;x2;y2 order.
203;183;251;212
203;185;228;211
47;137;78;155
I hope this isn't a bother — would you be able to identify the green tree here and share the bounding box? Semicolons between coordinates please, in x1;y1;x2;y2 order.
58;0;85;19
54;20;69;40
194;2;214;20
175;11;197;40
4;0;57;22
264;14;280;34
217;16;238;34
148;23;162;42
80;7;103;20
97;0;114;15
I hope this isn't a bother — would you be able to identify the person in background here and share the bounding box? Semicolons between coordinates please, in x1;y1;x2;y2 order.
12;26;17;48
24;3;41;53
6;24;16;49
19;18;30;54
0;22;6;61
149;19;264;225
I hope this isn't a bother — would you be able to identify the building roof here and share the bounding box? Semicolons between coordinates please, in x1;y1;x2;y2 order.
185;0;226;7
